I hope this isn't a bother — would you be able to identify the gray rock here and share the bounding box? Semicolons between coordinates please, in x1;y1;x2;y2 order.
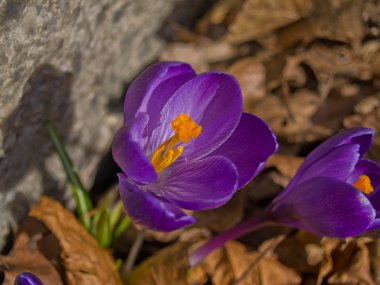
0;0;176;249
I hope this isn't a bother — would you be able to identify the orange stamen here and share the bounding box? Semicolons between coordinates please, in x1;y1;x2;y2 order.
353;175;374;195
151;114;202;172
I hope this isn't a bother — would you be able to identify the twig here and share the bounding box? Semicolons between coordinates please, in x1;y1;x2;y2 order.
319;73;334;105
124;230;145;272
281;80;295;122
233;228;292;285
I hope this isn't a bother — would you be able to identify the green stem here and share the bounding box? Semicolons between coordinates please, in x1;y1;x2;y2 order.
46;121;92;229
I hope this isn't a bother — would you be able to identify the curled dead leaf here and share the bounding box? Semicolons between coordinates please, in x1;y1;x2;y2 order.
275;231;322;274
29;196;122;285
195;240;301;285
286;45;372;81
0;232;63;285
228;57;266;103
195;0;243;36
318;238;375;285
250;90;331;142
278;0;364;49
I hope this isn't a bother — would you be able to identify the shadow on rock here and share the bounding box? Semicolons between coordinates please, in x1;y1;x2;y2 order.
0;64;74;220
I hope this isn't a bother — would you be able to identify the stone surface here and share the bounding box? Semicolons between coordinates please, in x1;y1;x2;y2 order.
0;0;176;249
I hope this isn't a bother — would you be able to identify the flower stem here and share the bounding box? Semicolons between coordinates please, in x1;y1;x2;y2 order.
189;214;274;266
124;230;145;272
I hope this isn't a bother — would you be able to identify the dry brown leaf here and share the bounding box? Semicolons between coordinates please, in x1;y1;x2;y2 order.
228;57;266;104
266;154;304;184
160;43;209;73
369;238;380;284
225;241;301;285
142;226;185;243
199;245;235;285
295;44;372;81
275;231;322;274
361;41;380;75
0;232;63;285
283;56;307;87
194;237;300;285
29;196;122;285
125;241;194;285
226;0;314;44
195;0;244;36
344;94;380;145
318;238;375;285
278;0;364;49
226;241;301;285
250;90;331;142
317;238;341;285
328;238;375;285
160;41;238;73
343;94;380;161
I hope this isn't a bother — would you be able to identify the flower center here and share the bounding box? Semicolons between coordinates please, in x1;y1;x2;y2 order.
150;114;202;173
352;175;374;194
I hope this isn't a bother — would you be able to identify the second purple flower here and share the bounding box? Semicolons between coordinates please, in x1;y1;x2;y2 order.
112;61;277;232
189;128;380;266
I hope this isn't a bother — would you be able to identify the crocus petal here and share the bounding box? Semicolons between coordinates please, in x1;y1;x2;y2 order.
208;113;278;188
118;174;195;231
289;144;360;187
301;128;373;170
144;72;197;138
367;218;380;231
147;72;242;160
271;176;375;237
14;272;43;285
152;156;238;211
112;123;157;184
124;62;196;124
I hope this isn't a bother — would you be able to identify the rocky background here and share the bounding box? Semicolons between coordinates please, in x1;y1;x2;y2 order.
0;0;177;250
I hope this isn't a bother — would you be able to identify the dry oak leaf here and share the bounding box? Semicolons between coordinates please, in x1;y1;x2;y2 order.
226;0;314;44
0;232;63;285
197;240;301;285
29;196;122;285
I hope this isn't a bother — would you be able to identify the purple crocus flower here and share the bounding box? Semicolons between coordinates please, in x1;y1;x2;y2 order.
14;272;43;285
190;128;380;266
112;62;277;232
